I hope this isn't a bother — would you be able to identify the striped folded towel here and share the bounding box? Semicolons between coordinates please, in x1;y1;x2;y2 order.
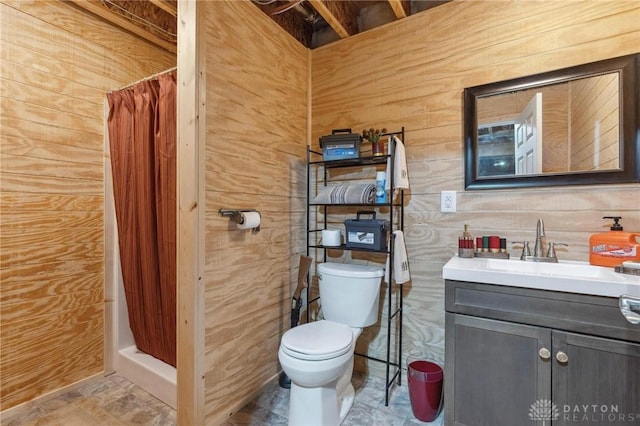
385;230;410;285
312;183;376;204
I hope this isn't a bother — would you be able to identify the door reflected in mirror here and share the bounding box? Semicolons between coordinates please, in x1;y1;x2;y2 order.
476;73;620;178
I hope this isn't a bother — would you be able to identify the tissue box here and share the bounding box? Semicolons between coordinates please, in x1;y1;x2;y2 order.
319;129;360;161
344;211;390;251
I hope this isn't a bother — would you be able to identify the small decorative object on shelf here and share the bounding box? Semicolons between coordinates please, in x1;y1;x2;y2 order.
362;128;388;156
473;234;510;258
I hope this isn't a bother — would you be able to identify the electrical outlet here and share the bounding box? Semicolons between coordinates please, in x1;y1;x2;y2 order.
441;191;456;213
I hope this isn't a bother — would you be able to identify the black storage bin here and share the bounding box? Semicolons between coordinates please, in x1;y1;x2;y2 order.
344;211;390;251
319;128;361;161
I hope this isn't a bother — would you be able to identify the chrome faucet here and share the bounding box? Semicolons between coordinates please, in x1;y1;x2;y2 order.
513;218;568;263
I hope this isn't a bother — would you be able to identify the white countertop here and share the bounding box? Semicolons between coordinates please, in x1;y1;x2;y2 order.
443;255;640;298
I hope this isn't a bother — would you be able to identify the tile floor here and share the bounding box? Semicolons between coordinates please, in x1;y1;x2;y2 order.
224;372;445;426
1;375;176;426
2;372;444;426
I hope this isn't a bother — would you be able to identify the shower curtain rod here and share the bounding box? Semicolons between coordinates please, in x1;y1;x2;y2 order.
111;66;177;93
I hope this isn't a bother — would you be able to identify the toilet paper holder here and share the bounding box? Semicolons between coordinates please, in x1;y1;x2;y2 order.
218;208;261;232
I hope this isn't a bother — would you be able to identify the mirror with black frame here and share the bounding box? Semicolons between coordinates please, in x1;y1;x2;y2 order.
464;54;640;189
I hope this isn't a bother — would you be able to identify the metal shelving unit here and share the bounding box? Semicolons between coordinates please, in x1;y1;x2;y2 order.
305;127;405;406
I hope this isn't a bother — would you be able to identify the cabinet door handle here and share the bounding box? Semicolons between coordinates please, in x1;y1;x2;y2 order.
556;351;569;363
538;347;551;360
619;295;640;325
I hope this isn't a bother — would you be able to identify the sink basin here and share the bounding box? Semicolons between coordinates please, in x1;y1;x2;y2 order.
443;255;640;298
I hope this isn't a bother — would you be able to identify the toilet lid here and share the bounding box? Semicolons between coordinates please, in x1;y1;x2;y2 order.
281;320;353;361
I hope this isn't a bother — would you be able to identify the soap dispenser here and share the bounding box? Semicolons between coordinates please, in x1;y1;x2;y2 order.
589;216;640;267
458;224;474;258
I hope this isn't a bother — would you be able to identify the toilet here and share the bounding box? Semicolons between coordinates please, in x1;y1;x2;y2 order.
278;262;384;426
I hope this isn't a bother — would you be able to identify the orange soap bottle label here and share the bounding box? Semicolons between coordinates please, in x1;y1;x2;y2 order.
589;216;640;267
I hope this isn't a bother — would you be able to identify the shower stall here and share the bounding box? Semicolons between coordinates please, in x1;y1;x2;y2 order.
104;69;177;408
105;227;177;408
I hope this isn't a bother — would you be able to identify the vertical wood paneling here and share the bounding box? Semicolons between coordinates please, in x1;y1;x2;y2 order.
0;0;174;410
200;1;308;424
311;0;640;378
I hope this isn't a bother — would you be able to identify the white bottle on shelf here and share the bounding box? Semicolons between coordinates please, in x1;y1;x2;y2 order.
375;171;387;203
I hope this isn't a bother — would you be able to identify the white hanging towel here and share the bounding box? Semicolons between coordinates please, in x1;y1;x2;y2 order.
385;230;411;284
385;135;410;194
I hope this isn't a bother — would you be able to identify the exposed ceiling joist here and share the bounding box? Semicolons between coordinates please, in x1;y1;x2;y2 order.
149;0;176;18
68;0;177;53
307;0;358;38
387;0;408;19
71;0;452;51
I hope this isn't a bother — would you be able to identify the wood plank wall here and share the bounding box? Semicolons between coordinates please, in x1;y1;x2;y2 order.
570;73;619;171
0;0;174;410
311;0;640;376
199;2;308;423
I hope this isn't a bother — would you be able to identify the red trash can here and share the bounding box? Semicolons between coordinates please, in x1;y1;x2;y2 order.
408;360;443;422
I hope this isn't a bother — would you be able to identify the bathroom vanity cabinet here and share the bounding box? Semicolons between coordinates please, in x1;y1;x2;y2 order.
305;128;406;405
444;280;640;426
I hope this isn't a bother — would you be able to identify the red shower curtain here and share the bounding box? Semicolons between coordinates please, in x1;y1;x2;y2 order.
107;71;177;367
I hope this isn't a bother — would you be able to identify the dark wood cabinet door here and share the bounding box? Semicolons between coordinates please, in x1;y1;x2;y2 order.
445;313;552;426
552;331;640;426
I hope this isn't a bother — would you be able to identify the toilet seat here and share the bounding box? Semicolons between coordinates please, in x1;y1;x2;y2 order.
281;320;353;361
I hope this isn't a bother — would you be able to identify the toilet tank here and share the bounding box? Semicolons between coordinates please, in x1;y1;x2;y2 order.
318;262;384;327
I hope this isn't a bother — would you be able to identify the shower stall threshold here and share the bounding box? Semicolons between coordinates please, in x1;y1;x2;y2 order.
116;345;177;409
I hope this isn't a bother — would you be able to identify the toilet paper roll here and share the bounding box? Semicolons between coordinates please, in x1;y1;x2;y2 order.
237;212;261;229
322;229;342;246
